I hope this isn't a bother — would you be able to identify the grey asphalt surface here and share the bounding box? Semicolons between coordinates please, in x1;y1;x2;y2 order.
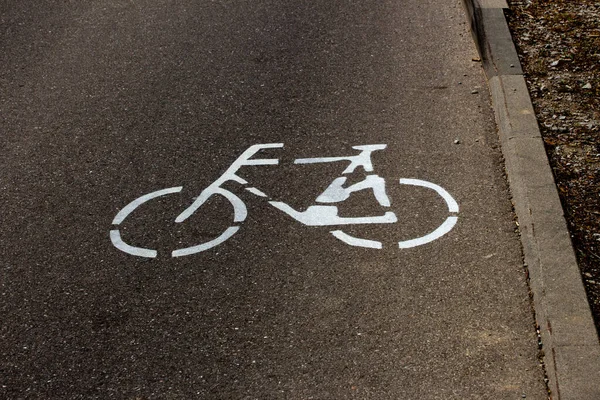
1;0;548;398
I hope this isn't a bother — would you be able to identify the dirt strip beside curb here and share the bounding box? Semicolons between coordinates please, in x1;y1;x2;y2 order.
462;0;600;398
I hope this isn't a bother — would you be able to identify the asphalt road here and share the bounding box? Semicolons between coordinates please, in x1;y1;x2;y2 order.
1;1;547;398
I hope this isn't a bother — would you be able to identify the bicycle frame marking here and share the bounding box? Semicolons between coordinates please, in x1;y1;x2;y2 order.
295;144;387;174
110;143;460;258
175;143;283;224
331;231;383;249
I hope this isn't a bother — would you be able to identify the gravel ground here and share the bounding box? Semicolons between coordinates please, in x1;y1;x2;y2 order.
506;0;600;334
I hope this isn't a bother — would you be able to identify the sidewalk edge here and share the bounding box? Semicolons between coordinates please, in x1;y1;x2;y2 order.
462;1;600;399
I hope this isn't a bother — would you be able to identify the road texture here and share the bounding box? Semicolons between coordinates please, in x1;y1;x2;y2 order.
1;0;547;398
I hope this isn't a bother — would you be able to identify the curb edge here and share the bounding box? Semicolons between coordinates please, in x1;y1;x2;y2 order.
462;1;600;399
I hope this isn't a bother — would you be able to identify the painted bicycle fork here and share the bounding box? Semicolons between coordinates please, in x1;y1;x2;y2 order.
111;144;459;258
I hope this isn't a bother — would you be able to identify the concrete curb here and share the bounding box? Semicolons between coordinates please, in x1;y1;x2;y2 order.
461;1;600;399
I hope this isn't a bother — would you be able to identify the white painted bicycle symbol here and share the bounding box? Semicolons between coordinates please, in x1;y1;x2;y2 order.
110;144;459;258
